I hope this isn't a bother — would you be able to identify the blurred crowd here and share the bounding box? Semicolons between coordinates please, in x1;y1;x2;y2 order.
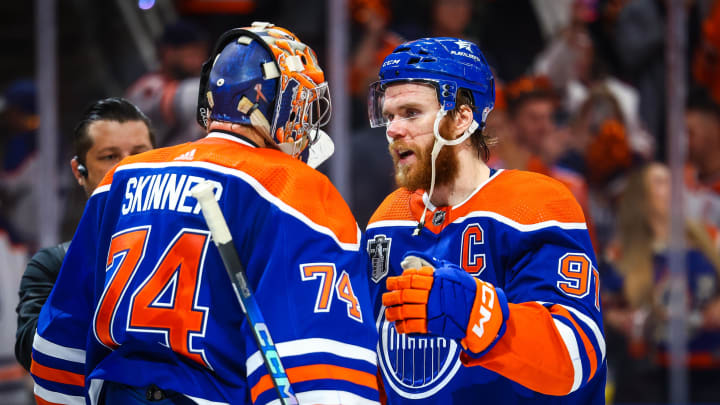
2;0;720;403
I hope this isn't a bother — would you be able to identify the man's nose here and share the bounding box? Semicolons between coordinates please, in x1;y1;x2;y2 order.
386;119;406;140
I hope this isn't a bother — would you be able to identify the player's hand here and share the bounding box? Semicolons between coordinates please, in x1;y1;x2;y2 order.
382;251;509;355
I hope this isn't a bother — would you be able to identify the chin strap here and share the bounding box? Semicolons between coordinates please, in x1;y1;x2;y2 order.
413;109;479;236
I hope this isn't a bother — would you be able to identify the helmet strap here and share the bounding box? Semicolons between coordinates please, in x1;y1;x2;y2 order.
413;109;479;236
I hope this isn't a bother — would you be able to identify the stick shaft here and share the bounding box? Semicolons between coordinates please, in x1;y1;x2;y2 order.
191;181;297;405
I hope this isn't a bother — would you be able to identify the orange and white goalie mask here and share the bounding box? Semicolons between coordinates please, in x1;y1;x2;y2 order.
197;22;332;166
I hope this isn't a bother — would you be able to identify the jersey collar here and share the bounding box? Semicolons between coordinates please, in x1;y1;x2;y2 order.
207;131;259;148
420;168;504;211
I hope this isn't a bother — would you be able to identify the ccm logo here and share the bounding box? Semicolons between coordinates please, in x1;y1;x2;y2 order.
382;59;401;67
471;283;495;338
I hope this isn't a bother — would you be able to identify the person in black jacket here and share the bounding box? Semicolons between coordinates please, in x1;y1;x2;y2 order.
15;97;155;370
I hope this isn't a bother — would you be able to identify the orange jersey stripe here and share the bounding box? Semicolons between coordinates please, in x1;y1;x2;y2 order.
368;170;586;234
461;302;575;396
550;305;598;382
99;136;359;245
30;360;84;387
250;364;378;402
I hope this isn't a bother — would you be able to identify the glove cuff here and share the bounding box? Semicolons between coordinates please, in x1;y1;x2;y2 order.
460;281;509;357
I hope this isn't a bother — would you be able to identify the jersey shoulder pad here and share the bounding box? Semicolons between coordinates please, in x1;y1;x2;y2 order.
483;170;586;225
368;188;416;225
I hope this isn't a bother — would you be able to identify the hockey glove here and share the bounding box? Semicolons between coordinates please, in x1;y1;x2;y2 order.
383;251;509;355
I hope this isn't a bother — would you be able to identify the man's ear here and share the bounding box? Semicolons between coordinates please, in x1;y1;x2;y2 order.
453;105;475;139
70;157;86;187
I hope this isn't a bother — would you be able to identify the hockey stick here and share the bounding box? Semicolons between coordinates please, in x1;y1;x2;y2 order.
191;181;297;405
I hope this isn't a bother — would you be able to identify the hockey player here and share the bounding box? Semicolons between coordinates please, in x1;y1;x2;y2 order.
365;38;606;403
30;23;379;404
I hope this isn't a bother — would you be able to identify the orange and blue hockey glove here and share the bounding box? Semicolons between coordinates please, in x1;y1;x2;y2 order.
382;251;509;356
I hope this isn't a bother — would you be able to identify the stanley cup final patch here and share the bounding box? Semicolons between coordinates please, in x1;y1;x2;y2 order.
368;234;391;283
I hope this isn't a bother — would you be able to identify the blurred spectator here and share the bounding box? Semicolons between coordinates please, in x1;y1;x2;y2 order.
0;79;36;405
693;0;720;106
685;87;720;228
602;162;720;403
477;0;569;81
125;19;208;147
0;79;40;249
430;0;476;41
486;80;515;168
349;0;403;128
0;230;30;405
500;75;564;169
563;88;636;251
610;0;701;160
686;87;720;194
534;0;654;159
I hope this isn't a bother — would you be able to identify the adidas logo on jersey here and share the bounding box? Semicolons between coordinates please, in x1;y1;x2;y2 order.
174;149;196;161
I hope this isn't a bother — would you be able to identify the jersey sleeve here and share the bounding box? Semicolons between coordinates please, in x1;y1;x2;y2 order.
225;173;380;405
461;208;606;396
29;190;107;405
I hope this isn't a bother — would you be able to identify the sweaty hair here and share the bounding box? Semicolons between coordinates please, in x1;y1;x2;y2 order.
446;88;493;161
73;97;156;164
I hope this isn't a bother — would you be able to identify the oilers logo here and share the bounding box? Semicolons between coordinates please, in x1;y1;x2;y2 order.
376;307;462;399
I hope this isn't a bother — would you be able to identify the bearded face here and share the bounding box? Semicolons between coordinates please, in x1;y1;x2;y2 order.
389;137;459;191
382;83;463;192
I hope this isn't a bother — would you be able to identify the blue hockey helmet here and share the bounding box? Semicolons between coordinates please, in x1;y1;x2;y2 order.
196;22;331;161
368;37;494;128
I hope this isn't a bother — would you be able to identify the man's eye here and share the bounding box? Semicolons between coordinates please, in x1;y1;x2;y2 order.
405;110;419;119
384;113;394;122
100;154;118;161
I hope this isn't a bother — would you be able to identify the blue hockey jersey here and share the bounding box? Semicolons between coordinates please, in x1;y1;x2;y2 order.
30;132;380;405
365;169;606;404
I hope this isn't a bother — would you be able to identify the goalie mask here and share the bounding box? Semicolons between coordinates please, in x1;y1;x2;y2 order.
197;22;332;163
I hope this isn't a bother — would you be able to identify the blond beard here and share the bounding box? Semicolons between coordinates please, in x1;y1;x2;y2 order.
390;138;459;192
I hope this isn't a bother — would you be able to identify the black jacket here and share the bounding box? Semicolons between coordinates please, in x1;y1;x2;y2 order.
15;241;69;371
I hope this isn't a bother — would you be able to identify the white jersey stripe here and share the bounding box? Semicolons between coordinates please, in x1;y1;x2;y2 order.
366;220;417;230
246;338;377;376
184;394;230;405
34;384;85;405
453;211;587;232
90;183;111;197
553;318;583;393
33;333;86;364
113;161;361;251
266;390;380;405
536;301;606;362
556;304;607;361
367;211;587;233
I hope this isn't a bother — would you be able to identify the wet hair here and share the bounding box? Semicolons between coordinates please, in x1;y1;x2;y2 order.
73;97;156;164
